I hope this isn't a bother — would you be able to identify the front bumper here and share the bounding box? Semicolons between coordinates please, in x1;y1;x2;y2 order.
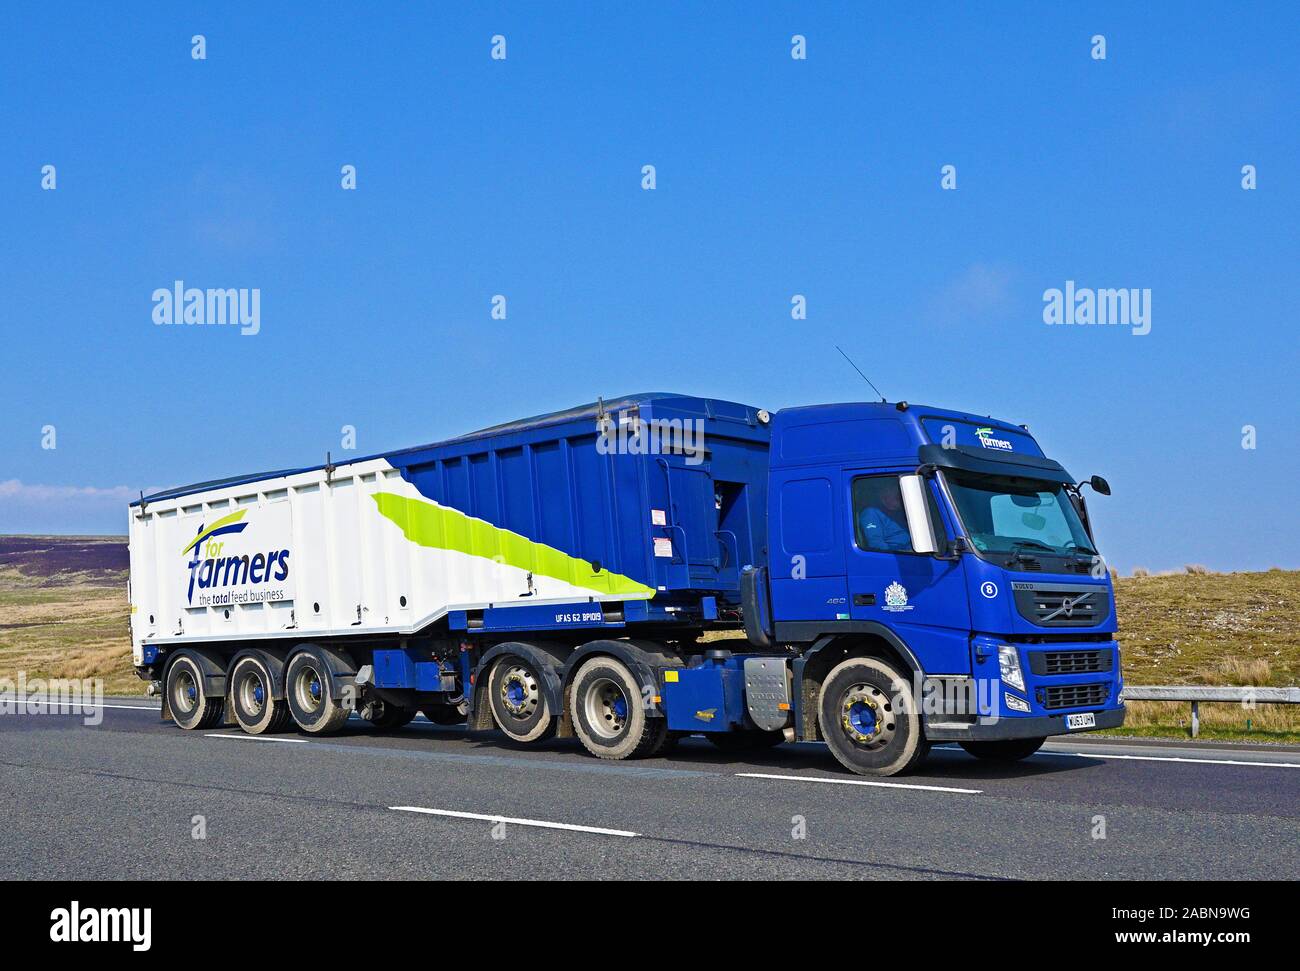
926;704;1126;741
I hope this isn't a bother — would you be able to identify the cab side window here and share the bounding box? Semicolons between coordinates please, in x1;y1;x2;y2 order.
852;477;915;553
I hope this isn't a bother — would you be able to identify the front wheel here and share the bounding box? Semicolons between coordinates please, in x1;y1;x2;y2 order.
960;737;1046;761
819;656;929;776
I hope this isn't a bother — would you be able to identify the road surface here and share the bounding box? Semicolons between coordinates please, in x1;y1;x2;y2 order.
2;697;1296;880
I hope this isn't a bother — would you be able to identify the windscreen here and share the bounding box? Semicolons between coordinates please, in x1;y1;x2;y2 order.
945;472;1095;556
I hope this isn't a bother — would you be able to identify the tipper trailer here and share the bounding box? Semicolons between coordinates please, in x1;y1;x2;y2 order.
129;393;1124;775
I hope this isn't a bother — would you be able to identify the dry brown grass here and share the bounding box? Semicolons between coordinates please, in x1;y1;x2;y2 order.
0;552;137;694
1114;569;1300;686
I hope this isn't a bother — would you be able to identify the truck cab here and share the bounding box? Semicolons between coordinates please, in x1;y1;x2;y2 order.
751;401;1124;772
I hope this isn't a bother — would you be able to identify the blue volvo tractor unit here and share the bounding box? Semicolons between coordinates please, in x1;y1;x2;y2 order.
133;393;1124;776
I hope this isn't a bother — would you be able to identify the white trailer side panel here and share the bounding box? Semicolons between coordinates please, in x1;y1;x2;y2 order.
128;459;653;665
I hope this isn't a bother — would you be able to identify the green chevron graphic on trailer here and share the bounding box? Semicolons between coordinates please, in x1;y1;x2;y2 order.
371;492;655;598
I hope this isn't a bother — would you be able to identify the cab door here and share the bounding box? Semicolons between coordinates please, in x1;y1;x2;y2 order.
843;469;972;674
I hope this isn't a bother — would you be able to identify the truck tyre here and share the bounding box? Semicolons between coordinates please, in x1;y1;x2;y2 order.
488;656;556;743
166;654;224;730
570;655;666;760
421;703;467;725
819;656;929;777
285;648;351;734
360;700;416;730
229;654;292;735
960;737;1046;761
650;730;684;756
706;729;785;751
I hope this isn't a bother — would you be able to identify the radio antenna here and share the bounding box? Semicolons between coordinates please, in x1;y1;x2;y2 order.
835;345;886;402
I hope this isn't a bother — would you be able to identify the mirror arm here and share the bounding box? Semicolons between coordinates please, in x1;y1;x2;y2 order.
933;535;967;561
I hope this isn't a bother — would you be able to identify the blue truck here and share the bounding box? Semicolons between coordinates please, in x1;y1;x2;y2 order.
129;393;1124;776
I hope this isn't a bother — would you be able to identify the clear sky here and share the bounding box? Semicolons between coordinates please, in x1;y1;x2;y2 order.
1;2;1296;574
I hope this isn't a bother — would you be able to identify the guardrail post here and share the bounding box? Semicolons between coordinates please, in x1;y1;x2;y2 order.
1190;701;1199;739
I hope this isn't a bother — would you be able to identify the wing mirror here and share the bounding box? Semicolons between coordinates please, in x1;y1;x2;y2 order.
1085;475;1111;496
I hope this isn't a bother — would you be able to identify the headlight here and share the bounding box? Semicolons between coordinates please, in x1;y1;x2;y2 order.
998;644;1025;692
1004;692;1030;713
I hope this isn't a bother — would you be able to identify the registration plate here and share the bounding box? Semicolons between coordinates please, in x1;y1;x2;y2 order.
1066;712;1096;730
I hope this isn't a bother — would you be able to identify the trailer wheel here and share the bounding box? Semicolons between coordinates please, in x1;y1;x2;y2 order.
819;656;929;777
488;656;556;743
706;729;785;751
570;656;665;760
165;654;224;731
360;700;416;730
285;649;351;734
960;737;1045;761
229;655;292;735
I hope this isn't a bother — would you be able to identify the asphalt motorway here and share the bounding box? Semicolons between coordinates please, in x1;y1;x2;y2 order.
2;697;1297;880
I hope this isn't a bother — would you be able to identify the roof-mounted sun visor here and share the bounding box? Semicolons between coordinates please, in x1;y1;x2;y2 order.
918;443;1075;485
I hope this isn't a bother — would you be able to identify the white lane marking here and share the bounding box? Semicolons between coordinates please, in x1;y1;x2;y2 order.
205;733;308;744
737;772;982;794
1034;751;1300;769
389;805;639;837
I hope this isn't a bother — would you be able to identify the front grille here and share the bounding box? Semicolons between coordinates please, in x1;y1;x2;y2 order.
1030;648;1113;676
1043;682;1110;710
1014;584;1111;627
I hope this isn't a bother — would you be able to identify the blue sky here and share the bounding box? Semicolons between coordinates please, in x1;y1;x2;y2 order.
1;1;1296;574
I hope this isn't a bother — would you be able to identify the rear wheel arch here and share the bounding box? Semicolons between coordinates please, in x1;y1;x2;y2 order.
469;641;567;738
226;647;288;699
561;639;682;713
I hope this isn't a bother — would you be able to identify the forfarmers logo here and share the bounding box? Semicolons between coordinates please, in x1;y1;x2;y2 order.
183;510;290;605
975;426;1014;451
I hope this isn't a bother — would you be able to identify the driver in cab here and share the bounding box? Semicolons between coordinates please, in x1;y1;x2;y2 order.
857;480;913;553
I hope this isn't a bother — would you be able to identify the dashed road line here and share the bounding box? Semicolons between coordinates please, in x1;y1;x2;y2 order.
390;805;639;837
737;772;982;794
1034;751;1300;769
